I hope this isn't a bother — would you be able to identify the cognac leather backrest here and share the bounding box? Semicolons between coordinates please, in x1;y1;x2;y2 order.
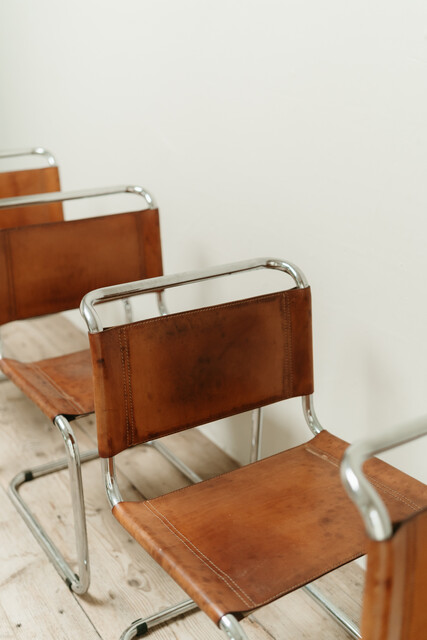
0;167;63;229
0;208;162;324
362;508;427;640
90;286;314;457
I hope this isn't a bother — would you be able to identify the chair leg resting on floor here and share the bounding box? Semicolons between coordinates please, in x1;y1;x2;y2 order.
119;602;250;640
119;599;198;640
120;584;361;640
8;415;93;593
9;410;263;594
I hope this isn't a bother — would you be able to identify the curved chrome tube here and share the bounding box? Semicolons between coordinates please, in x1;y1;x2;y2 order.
101;458;123;508
119;599;197;639
341;415;427;541
80;257;309;334
0;184;156;210
0;147;57;167
302;395;324;435
219;614;250;640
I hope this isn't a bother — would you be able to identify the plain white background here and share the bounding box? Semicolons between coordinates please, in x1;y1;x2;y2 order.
1;1;427;480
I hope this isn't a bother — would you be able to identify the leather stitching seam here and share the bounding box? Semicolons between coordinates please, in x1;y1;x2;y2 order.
119;329;131;447
281;294;293;397
134;211;147;279
145;501;364;610
252;549;364;607
305;445;422;511
124;290;296;331
144;501;256;608
123;326;136;446
4;231;16;321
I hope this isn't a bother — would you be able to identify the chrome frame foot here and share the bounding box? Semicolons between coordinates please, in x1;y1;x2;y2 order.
120;599;197;639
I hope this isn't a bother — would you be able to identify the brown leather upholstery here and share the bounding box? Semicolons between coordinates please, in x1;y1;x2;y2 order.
0;207;162;424
0;350;93;420
362;508;427;640
90;287;314;457
113;430;427;625
0;167;63;229
0;208;162;325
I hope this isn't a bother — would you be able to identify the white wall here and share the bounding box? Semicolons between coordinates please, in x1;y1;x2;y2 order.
1;1;427;480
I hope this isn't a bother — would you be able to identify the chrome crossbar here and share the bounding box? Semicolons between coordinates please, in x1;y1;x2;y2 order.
81;257;308;333
0;184;156;210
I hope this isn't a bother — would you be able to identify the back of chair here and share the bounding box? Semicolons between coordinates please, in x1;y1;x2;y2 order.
0;208;162;325
362;508;427;640
0;167;63;228
89;286;313;457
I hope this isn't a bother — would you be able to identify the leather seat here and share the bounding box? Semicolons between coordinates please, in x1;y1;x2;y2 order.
0;195;163;595
114;430;427;625
80;257;427;639
0;350;94;419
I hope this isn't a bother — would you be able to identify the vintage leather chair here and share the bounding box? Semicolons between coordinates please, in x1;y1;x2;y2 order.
81;257;427;639
0;147;63;228
342;417;427;640
0;185;166;595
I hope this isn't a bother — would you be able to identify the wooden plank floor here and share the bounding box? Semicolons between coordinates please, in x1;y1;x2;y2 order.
0;316;364;640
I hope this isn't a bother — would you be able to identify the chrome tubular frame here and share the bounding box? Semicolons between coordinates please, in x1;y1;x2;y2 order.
0;147;56;370
120;599;198;639
85;258;354;638
81;257;309;332
0;184;157;211
304;584;361;638
250;408;263;463
341;415;427;541
1;184;162;593
8;416;98;593
81;256;322;442
0;185;161;322
0;147;57;167
219;615;250;640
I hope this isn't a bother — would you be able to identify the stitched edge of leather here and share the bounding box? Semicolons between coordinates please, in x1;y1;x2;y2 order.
119;290;310;443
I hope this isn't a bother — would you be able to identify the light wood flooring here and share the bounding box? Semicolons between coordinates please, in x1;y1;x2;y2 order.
0;316;364;639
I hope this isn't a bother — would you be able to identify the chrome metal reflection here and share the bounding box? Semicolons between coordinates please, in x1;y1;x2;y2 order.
0;147;57;167
8;418;97;594
0;184;156;210
341;415;427;541
302;395;324;435
102;457;123;508
81;257;309;334
304;583;361;638
120;599;197;640
250;408;263;462
219;614;250;640
147;440;203;484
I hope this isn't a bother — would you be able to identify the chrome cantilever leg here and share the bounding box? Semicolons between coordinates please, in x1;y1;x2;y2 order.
120;599;198;639
8;415;98;594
